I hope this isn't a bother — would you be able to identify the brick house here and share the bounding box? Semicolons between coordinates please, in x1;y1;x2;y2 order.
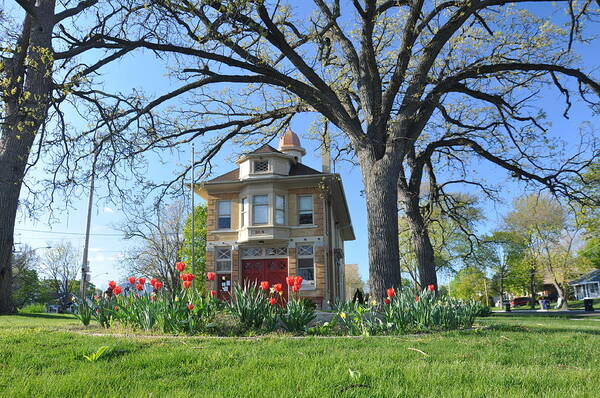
194;129;355;308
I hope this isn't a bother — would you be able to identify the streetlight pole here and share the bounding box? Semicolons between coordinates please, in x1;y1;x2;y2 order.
191;143;196;289
80;138;100;298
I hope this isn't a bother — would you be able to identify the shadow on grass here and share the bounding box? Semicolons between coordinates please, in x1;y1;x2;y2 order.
481;323;600;336
13;313;75;320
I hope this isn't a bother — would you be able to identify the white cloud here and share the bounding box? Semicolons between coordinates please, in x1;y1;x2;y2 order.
103;207;114;213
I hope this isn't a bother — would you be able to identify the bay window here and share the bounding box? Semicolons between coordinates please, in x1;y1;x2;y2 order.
275;194;285;225
253;195;268;225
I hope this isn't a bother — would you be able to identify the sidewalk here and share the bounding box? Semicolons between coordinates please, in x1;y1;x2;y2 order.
492;309;600;317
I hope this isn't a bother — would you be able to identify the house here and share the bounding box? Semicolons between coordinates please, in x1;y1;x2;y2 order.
570;269;600;300
194;129;355;308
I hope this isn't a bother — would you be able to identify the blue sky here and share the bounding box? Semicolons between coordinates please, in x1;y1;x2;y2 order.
11;1;600;290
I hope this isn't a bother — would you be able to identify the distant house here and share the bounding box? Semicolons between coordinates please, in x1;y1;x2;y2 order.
570;269;600;300
193;129;355;308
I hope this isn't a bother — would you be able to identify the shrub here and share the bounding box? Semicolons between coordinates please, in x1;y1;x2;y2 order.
19;303;46;314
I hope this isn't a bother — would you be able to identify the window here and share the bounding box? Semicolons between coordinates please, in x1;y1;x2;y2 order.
275;195;285;225
216;247;232;272
253;195;269;224
297;244;314;283
241;247;263;258
298;195;313;225
254;160;269;173
590;283;600;297
241;197;247;227
266;247;287;256
217;200;231;229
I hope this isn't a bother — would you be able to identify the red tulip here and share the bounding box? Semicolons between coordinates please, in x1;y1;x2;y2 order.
108;280;117;289
181;273;195;282
294;276;303;286
427;284;436;292
387;287;395;298
292;285;300;293
286;276;295;286
269;297;277;306
113;286;122;295
207;272;216;281
128;276;136;285
384;298;391;305
260;281;270;291
150;278;158;287
187;303;194;310
415;295;420;302
176;262;186;272
154;281;163;290
274;283;283;293
138;277;146;285
183;280;192;289
210;290;217;297
135;283;143;291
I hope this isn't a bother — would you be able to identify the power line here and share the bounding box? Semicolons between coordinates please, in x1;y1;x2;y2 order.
15;228;123;236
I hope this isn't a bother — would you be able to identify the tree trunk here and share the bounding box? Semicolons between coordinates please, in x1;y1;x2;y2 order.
359;151;402;300
554;282;569;310
0;3;55;314
529;267;537;309
398;187;438;290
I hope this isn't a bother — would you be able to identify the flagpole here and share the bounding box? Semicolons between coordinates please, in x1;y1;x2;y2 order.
191;143;196;290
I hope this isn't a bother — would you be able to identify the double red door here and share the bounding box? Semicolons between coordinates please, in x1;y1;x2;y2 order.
242;259;288;301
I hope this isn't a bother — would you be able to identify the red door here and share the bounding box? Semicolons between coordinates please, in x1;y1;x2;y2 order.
242;259;288;301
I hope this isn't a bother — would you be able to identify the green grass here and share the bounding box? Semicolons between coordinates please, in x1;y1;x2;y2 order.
1;313;599;397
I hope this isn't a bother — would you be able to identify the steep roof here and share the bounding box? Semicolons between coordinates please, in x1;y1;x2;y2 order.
570;269;600;285
249;144;284;154
206;160;322;183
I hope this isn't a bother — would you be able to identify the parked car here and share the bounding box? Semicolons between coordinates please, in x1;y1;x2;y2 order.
510;297;531;307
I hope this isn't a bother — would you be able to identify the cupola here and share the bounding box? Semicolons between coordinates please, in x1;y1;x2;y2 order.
278;128;306;162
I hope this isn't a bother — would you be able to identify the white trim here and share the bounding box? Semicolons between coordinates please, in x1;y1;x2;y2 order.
288;225;318;229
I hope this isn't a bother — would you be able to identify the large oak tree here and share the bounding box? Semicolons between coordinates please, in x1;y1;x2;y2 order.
75;0;600;299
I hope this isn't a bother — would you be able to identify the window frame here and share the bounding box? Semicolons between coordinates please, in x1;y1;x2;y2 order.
252;194;269;225
215;247;232;273
240;197;247;227
296;244;315;287
217;200;231;229
297;195;314;225
275;194;286;225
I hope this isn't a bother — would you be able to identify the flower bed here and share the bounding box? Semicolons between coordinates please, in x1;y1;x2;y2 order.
74;263;487;336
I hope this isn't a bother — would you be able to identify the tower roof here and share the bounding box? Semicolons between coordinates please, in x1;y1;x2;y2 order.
278;128;306;155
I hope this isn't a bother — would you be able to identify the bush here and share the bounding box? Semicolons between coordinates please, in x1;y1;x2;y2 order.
19;303;46;314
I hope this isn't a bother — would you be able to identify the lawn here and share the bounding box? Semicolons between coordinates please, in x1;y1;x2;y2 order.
1;313;599;397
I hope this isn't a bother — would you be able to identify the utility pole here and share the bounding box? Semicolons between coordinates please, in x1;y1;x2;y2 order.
80;139;99;297
191;143;196;289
